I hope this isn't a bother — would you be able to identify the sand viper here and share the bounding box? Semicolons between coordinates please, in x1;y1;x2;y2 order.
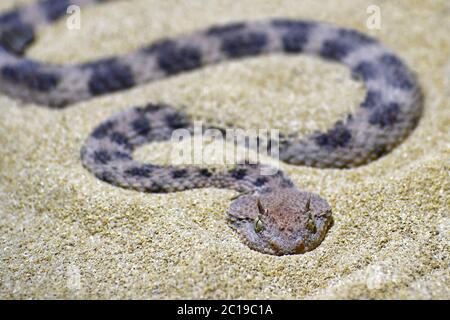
0;0;422;255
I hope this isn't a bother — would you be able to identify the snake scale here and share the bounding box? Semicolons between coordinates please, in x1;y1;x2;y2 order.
0;0;423;255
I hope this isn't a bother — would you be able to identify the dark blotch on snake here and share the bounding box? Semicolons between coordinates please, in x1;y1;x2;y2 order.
254;177;268;186
172;169;188;179
110;131;130;147
321;28;376;61
0;10;22;25
272;20;312;53
40;0;71;21
165;112;189;129
230;167;247;180
85;58;135;95
124;165;155;178
112;151;132;161
93;150;112;165
153;41;202;75
206;23;246;37
131;117;151;136
1;61;59;91
352;61;378;81
221;32;268;58
315;122;352;149
97;171;115;184
361;91;382;109
321;40;351;61
0;23;35;55
199;168;213;177
369;102;401;127
92;120;116;139
379;54;415;90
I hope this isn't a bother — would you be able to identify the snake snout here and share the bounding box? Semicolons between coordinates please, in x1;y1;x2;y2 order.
267;236;308;255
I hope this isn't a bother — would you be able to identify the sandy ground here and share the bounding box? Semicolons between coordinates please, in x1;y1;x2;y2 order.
0;0;449;299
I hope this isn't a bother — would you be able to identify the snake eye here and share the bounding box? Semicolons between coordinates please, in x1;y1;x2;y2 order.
306;219;317;233
319;209;332;218
255;198;267;233
306;210;317;233
254;216;265;233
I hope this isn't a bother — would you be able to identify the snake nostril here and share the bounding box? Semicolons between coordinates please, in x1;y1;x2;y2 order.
269;241;282;254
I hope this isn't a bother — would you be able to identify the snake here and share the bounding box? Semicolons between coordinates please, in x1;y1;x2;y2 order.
0;0;423;255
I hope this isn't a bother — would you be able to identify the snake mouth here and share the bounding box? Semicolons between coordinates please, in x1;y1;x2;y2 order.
227;214;334;256
265;216;334;255
228;218;307;256
266;241;306;255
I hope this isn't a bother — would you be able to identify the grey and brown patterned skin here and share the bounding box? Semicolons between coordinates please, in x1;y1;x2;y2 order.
1;0;423;255
80;104;334;255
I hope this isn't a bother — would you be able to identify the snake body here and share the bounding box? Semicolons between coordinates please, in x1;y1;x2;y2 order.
0;0;422;255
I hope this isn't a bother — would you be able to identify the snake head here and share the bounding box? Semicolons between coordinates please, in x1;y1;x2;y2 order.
227;187;333;255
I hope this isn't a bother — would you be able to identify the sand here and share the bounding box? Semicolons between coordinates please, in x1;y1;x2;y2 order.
0;0;449;299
